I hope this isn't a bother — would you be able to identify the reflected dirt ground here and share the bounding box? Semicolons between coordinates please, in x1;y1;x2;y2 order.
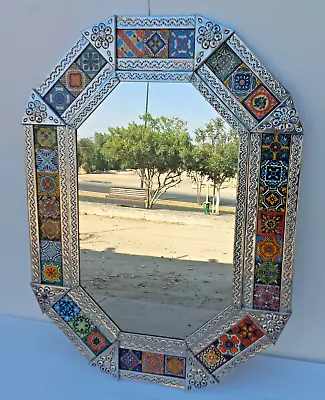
79;197;235;338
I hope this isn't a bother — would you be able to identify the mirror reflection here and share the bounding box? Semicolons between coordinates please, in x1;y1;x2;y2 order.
78;82;238;338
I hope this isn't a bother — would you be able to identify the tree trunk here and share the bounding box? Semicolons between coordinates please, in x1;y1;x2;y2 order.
212;183;216;214
215;186;221;215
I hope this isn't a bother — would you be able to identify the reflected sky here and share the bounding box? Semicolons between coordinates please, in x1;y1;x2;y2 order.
77;82;222;138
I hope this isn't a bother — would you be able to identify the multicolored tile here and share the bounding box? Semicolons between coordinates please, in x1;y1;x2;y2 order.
253;284;280;311
195;343;227;373
117;29;143;57
257;211;285;237
119;349;142;372
37;172;60;197
34;126;57;149
169;29;195;58
232;317;264;348
39;218;61;241
215;333;245;359
255;261;281;285
256;236;283;263
40;240;62;264
53;295;80;322
38;196;60;220
261;133;291;162
35;149;58;173
67;313;95;339
83;330;110;355
59;63;91;98
142;352;164;375
206;43;242;81
224;63;260;102
44;81;75;115
143;30;169;58
41;261;63;285
260;159;288;189
244;85;278;120
76;44;107;79
259;186;286;212
165;356;186;378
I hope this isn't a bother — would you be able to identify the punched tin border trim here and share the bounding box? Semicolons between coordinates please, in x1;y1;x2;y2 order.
23;14;303;390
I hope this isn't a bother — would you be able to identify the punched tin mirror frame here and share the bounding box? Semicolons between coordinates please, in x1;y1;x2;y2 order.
23;14;303;390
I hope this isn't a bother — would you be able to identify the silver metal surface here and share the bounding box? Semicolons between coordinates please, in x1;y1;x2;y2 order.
47;307;95;361
186;351;217;390
119;370;185;389
194;15;233;70
197;64;257;130
23;14;303;390
22;90;64;125
249;311;290;344
68;72;119;129
116;71;193;82
227;34;289;101
117;15;195;29
186;306;246;355
82;16;116;68
253;96;303;134
243;133;261;307
31;283;70;313
119;333;186;356
25;125;41;282
280;134;303;311
91;341;119;380
68;286;120;343
117;58;194;71
36;37;88;97
213;336;271;381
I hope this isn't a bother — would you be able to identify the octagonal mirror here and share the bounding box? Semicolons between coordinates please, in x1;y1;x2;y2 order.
24;13;303;390
78;82;238;338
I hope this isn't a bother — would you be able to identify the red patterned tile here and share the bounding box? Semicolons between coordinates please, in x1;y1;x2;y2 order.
244;86;278;120
232;317;264;348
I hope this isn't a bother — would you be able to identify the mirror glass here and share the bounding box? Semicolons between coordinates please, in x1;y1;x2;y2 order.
78;82;239;338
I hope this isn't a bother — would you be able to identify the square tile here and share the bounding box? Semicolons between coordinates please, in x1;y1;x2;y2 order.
257;211;285;237
76;44;107;79
254;261;281;285
253;284;280;311
143;30;169;58
37;172;60;197
206;43;242;81
41;261;63;285
34;126;57;149
195;343;227;373
59;63;91;98
258;186;287;212
119;349;142;372
244;85;278;120
142;352;164;375
40;240;62;264
35;149;58;173
38;196;60;220
260;159;289;189
117;29;144;57
39;218;61;241
83;330;110;356
67;313;95;339
232;317;264;348
224;63;261;102
53;295;80;322
256;236;283;264
165;356;186;378
169;29;195;58
44;81;75;115
215;333;245;359
261;133;291;162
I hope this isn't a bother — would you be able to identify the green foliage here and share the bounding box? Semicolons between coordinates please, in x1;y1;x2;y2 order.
102;113;192;208
77;133;119;173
